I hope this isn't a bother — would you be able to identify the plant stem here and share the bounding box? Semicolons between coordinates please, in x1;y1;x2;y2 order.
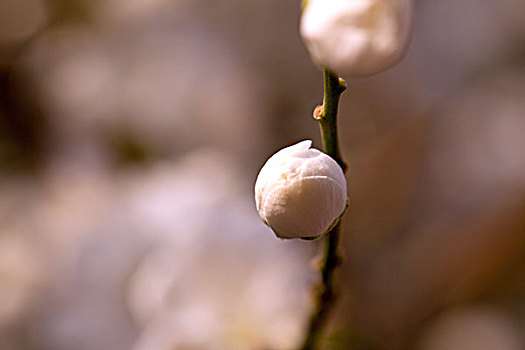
300;69;347;350
317;69;347;171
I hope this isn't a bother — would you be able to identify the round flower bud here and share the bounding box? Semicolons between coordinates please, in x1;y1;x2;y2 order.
300;0;414;78
255;140;347;239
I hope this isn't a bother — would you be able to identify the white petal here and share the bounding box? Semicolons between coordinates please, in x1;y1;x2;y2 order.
300;0;414;78
254;140;347;239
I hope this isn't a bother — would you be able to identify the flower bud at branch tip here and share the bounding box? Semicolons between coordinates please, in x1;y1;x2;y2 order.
254;140;348;239
300;0;415;78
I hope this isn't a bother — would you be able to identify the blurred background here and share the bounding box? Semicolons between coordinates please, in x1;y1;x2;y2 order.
1;0;525;349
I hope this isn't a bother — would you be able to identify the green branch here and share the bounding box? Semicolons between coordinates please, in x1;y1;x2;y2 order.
300;69;347;350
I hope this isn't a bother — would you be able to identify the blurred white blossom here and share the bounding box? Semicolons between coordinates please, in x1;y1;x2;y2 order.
28;19;265;164
125;149;312;349
300;0;414;78
11;149;313;350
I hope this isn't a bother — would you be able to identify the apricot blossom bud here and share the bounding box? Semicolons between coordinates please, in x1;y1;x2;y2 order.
255;140;347;239
300;0;414;78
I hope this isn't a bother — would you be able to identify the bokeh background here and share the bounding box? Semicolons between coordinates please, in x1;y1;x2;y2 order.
1;0;525;349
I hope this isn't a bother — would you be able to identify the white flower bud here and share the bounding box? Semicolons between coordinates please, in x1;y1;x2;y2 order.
255;140;347;239
300;0;414;78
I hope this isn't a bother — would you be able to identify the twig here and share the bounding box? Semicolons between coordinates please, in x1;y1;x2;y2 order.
300;69;347;350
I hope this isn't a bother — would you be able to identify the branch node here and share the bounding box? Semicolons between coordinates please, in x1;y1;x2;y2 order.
338;78;347;92
313;105;324;120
